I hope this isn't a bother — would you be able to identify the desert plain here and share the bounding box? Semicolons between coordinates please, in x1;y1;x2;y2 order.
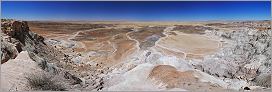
1;20;271;91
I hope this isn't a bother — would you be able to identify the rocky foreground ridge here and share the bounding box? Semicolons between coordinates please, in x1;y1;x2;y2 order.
1;19;104;91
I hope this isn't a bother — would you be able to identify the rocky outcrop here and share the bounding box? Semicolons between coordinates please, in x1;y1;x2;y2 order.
1;20;45;63
1;20;105;91
195;27;271;87
1;38;19;64
1;20;22;63
1;20;77;71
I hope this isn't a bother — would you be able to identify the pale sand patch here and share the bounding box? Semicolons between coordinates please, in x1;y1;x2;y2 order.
157;31;219;59
1;51;43;91
106;63;188;91
155;45;185;59
106;63;163;91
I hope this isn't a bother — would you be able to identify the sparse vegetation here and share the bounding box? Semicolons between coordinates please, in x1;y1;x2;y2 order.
1;19;13;32
25;72;66;91
253;74;271;88
38;60;48;70
1;19;13;22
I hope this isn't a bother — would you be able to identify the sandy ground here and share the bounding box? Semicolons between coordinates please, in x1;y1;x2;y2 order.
26;21;237;91
157;31;220;59
148;65;198;88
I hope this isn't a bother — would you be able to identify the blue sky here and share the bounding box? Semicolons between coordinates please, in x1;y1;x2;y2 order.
2;1;271;21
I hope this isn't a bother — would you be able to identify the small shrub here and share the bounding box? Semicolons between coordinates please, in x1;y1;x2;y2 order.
38;60;48;70
25;72;66;91
254;74;271;88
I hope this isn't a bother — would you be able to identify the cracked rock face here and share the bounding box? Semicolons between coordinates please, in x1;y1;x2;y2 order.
1;20;29;63
195;28;271;87
1;20;48;63
1;39;19;64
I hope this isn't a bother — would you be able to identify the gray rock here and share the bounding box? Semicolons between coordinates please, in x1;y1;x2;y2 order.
1;20;100;91
196;27;271;87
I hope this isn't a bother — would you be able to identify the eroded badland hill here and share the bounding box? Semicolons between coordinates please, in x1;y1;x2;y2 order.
1;19;271;91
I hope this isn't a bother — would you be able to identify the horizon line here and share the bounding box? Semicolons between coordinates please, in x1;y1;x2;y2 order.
2;18;270;22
